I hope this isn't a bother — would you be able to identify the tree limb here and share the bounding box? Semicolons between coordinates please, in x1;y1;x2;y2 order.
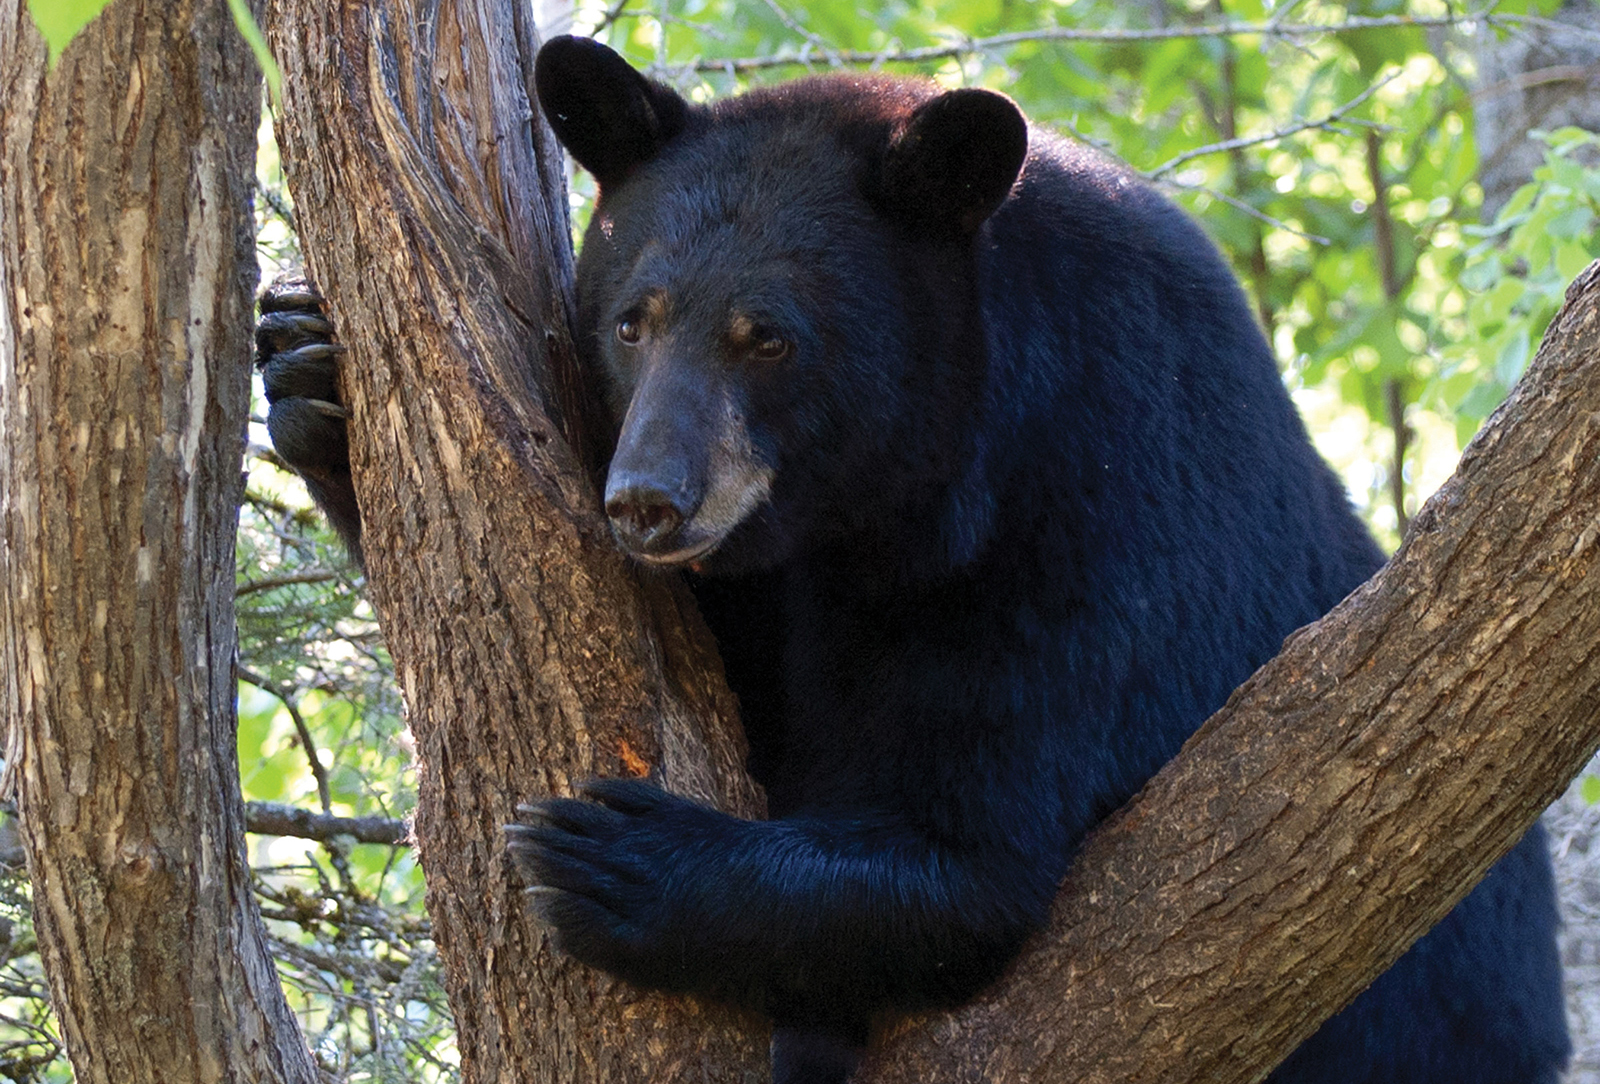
245;801;409;846
237;666;333;814
236;571;340;596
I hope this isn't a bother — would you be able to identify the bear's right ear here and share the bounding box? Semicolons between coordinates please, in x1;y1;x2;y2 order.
535;36;690;188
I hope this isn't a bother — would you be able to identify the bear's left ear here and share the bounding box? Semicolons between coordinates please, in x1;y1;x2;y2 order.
878;89;1028;235
535;36;691;188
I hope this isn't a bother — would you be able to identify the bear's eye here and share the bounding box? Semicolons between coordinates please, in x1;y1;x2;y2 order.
616;319;642;346
752;336;790;362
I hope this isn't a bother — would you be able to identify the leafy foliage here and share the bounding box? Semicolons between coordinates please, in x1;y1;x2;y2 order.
1447;129;1600;442
226;424;455;1082
23;0;108;65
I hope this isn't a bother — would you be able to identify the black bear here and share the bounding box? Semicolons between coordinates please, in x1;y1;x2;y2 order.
257;35;1570;1084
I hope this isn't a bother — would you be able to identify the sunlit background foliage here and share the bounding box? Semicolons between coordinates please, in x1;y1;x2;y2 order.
5;0;1600;1080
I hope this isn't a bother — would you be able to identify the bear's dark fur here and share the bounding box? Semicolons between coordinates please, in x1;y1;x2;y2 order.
257;35;1570;1084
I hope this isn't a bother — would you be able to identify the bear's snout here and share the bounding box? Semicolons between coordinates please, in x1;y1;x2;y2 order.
605;478;692;555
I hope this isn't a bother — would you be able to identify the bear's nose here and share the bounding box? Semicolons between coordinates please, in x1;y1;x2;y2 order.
605;482;688;552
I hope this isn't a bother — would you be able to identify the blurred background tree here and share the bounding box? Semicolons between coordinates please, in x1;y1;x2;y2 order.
6;0;1600;1080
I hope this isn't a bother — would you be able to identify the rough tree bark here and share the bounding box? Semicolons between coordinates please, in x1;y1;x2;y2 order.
0;3;319;1083
264;7;1600;1084
263;3;768;1082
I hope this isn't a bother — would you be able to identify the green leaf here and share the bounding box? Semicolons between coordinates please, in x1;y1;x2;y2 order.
1547;203;1595;243
1546;153;1589;194
1436;369;1482;411
1583;775;1600;806
1541;126;1599;156
1494;327;1531;387
1458;258;1500;293
1457;379;1509;426
1494;181;1539;228
26;0;109;65
1479;278;1529;326
1557;241;1595;281
226;0;282;110
1341;25;1420;76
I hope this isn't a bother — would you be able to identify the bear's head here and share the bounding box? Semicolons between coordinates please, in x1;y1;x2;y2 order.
535;36;1028;575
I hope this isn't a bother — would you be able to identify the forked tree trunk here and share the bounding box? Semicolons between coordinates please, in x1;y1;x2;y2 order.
264;6;1600;1083
0;3;318;1082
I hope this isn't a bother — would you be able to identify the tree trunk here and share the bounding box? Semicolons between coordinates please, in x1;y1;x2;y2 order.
0;3;319;1082
265;5;1600;1082
263;3;769;1082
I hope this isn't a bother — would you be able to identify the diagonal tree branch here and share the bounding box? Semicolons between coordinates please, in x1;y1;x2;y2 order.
1149;73;1397;181
238;666;334;814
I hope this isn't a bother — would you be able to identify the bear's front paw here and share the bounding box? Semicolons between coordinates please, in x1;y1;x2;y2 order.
256;277;348;473
255;275;363;560
506;779;718;990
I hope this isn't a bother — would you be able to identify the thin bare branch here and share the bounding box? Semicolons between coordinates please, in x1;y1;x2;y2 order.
255;176;295;227
245;801;409;846
1156;176;1332;245
236;570;340;597
678;10;1508;74
586;0;633;36
237;666;334;814
1474;62;1600;102
1149;72;1399;180
1496;10;1600;44
1266;0;1310;31
758;0;842;65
